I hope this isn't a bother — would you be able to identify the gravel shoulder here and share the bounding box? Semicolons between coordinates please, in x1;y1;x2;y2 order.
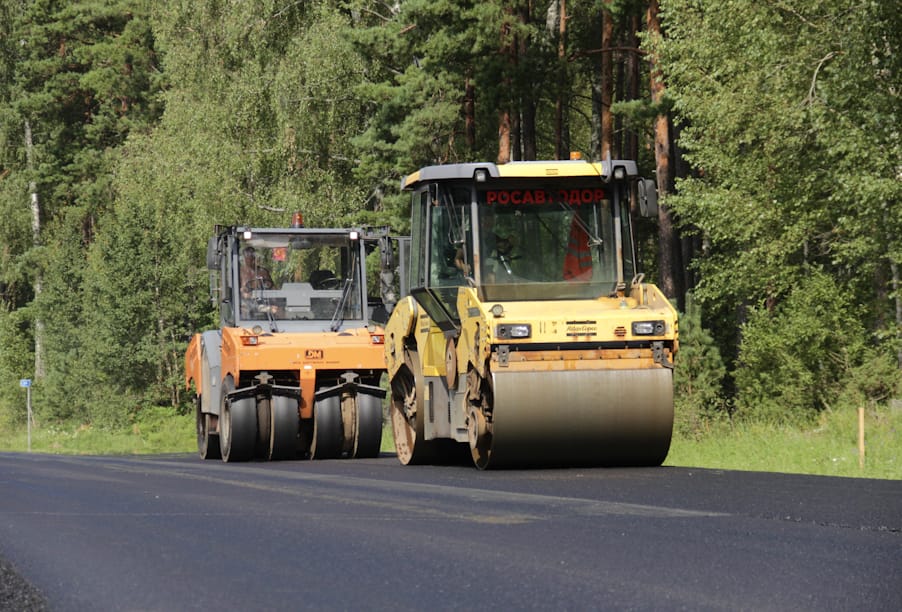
0;557;48;612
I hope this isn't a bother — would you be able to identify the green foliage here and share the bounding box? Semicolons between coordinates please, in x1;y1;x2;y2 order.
0;307;34;426
673;293;726;436
348;0;576;227
0;0;164;425
834;350;902;413
10;0;162;219
349;0;483;215
0;167;34;303
34;209;96;423
658;0;902;423
0;0;897;445
660;0;901;307
270;5;372;227
733;270;897;424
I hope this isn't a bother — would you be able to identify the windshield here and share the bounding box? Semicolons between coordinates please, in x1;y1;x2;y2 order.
236;232;363;324
477;184;631;301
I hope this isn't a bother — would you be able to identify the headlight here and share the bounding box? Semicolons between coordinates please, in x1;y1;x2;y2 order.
632;320;665;336
496;323;531;339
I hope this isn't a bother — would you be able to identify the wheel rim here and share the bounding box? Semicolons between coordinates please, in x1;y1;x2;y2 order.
389;356;419;465
468;407;491;469
390;350;463;465
195;395;206;455
389;350;473;466
196;395;221;460
218;378;234;461
467;368;494;469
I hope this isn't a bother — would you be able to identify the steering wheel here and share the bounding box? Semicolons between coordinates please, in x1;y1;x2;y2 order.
317;277;343;290
243;277;273;293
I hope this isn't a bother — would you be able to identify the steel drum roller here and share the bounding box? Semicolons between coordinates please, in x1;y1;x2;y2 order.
486;368;673;468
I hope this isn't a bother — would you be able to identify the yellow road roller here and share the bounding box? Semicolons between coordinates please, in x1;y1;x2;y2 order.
384;159;678;469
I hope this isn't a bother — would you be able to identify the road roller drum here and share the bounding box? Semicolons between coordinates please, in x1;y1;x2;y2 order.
479;368;673;468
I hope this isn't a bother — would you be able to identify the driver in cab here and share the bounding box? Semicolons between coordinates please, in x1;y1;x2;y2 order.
240;247;274;297
239;246;276;320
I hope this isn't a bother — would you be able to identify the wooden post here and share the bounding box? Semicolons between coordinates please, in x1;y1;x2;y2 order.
858;406;865;469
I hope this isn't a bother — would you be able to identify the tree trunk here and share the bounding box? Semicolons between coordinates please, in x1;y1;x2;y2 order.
464;76;476;151
590;7;602;159
24;120;45;379
515;2;535;161
554;0;568;159
522;99;537;160
591;61;602;159
627;13;640;162
646;0;677;300
497;9;515;163
511;110;521;161
498;108;512;164
600;0;614;160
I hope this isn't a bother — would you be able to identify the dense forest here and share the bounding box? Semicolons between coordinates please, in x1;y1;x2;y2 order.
0;0;899;433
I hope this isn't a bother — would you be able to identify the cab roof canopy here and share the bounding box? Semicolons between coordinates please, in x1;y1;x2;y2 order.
401;159;639;190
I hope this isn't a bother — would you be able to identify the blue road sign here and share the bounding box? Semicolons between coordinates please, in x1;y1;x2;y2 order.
20;378;31;388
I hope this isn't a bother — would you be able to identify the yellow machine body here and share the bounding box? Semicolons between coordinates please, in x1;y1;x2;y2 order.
385;159;678;468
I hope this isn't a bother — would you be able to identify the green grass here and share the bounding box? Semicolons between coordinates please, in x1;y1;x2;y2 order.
2;406;899;480
0;408;195;455
381;421;395;453
665;406;902;480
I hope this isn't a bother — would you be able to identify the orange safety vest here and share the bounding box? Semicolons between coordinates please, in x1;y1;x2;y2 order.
563;216;593;281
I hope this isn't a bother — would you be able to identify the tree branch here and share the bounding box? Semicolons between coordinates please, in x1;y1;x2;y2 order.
805;51;839;105
569;47;646;62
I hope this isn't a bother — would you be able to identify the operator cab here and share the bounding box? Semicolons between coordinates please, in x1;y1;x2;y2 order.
210;227;372;333
403;160;646;319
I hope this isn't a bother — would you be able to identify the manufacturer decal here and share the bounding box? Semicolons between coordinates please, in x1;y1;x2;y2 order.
566;320;598;337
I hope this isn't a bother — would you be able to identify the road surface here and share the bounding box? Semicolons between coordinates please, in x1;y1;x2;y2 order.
1;452;899;610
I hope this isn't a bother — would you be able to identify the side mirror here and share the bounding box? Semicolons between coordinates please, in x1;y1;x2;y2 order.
206;237;220;270
638;179;658;218
378;235;397;314
369;302;390;325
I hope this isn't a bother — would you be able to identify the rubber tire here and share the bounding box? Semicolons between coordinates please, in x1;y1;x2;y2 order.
196;394;221;460
269;396;299;460
353;394;383;459
310;394;342;460
220;380;256;463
